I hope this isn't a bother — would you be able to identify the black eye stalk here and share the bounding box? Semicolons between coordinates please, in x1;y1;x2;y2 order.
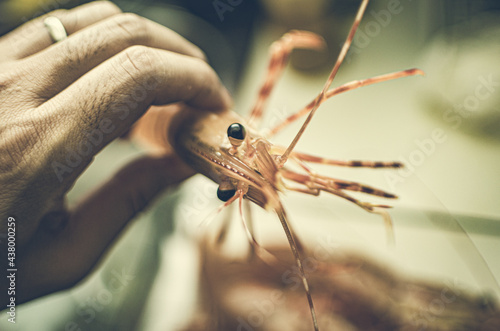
217;187;236;202
227;123;246;148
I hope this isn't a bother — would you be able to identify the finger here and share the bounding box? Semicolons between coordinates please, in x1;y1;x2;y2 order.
38;47;230;188
21;13;207;101
0;1;121;61
129;104;181;152
13;154;193;304
69;154;193;264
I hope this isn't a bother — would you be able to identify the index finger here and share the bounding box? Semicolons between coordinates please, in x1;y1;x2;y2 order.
38;46;232;185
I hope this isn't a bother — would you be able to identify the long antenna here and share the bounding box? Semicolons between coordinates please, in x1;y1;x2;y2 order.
278;0;370;166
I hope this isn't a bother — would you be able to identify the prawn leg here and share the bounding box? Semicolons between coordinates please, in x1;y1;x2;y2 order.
243;199;257;261
215;204;233;246
237;194;262;262
248;30;325;127
281;169;393;209
275;204;319;330
269;69;424;136
275;147;403;169
282;168;395;244
253;141;319;329
287;153;400;197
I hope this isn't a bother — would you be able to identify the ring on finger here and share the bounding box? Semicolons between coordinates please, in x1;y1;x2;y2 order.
44;16;68;43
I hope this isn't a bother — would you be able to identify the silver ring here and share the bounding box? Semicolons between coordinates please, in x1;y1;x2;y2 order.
43;16;67;43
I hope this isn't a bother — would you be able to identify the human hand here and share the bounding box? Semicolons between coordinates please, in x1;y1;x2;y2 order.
0;1;231;305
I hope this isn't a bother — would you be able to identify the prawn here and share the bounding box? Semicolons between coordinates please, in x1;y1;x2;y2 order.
138;0;424;329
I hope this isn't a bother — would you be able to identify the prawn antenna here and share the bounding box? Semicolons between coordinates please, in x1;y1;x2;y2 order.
279;0;370;166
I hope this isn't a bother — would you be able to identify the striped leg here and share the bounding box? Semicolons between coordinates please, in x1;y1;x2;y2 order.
290;151;401;200
281;168;395;244
289;156;398;198
272;145;403;170
269;69;424;136
282;168;396;203
248;30;325;127
292;150;403;169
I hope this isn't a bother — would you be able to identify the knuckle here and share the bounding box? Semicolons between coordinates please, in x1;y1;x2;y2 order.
120;45;158;78
111;13;150;46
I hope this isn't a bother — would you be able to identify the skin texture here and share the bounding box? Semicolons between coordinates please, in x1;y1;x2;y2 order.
0;1;232;305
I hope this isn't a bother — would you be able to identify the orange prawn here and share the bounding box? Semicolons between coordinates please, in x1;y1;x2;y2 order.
136;0;424;329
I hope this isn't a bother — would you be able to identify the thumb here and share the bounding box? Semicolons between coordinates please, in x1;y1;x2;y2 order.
16;154;193;303
70;153;193;251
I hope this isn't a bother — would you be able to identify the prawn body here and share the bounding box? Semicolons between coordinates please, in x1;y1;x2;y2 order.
170;106;321;326
164;0;425;329
170;108;282;211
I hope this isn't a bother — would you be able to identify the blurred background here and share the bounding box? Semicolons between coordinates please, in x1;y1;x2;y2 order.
1;0;500;330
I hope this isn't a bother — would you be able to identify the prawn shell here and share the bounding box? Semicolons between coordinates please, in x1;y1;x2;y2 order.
169;108;280;209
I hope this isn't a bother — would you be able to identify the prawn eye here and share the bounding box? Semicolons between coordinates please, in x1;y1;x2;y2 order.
227;123;246;147
217;187;236;202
